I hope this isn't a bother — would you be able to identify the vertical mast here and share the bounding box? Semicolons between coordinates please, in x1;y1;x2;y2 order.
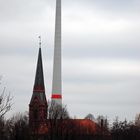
52;0;62;105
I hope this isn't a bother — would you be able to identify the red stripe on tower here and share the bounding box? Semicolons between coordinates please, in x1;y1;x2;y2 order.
52;94;62;99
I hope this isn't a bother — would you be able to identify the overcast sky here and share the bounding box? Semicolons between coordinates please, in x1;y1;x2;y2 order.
0;0;140;122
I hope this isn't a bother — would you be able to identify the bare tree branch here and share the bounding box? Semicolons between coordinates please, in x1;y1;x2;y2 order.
0;87;13;118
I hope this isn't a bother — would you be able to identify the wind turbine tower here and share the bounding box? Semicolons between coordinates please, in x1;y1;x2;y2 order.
51;0;62;105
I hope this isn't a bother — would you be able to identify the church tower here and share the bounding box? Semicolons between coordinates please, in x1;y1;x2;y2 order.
29;38;48;135
52;0;62;106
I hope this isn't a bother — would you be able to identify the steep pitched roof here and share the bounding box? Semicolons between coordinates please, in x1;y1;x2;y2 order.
30;48;47;104
34;48;45;92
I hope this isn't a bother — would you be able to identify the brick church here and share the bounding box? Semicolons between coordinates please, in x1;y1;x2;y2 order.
29;0;109;139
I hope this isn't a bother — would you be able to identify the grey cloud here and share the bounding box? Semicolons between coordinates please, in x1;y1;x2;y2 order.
0;0;50;22
64;0;140;15
63;42;140;59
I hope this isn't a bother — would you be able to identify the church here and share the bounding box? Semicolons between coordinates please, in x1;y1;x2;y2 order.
29;0;109;139
29;41;101;139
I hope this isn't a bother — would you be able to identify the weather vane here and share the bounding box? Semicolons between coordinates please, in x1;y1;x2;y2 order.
38;36;41;48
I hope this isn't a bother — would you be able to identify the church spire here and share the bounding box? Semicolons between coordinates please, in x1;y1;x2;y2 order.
33;48;45;93
29;40;48;134
33;36;45;93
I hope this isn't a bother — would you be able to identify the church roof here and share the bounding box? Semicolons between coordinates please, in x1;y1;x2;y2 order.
75;119;98;134
46;119;99;135
34;48;45;92
30;47;47;104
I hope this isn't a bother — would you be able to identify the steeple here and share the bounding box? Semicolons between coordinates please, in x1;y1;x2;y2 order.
33;37;45;94
29;41;48;134
52;0;62;105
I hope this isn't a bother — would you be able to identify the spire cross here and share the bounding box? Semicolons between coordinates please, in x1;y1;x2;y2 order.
38;36;41;48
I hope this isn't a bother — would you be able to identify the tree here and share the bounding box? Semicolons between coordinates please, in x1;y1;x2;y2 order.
0;82;13;140
0;77;13;119
0;88;12;118
135;113;140;126
96;115;109;130
9;112;30;140
111;117;140;140
47;101;70;140
47;101;69;120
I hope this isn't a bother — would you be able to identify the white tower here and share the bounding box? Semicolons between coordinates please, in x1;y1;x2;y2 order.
51;0;62;105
